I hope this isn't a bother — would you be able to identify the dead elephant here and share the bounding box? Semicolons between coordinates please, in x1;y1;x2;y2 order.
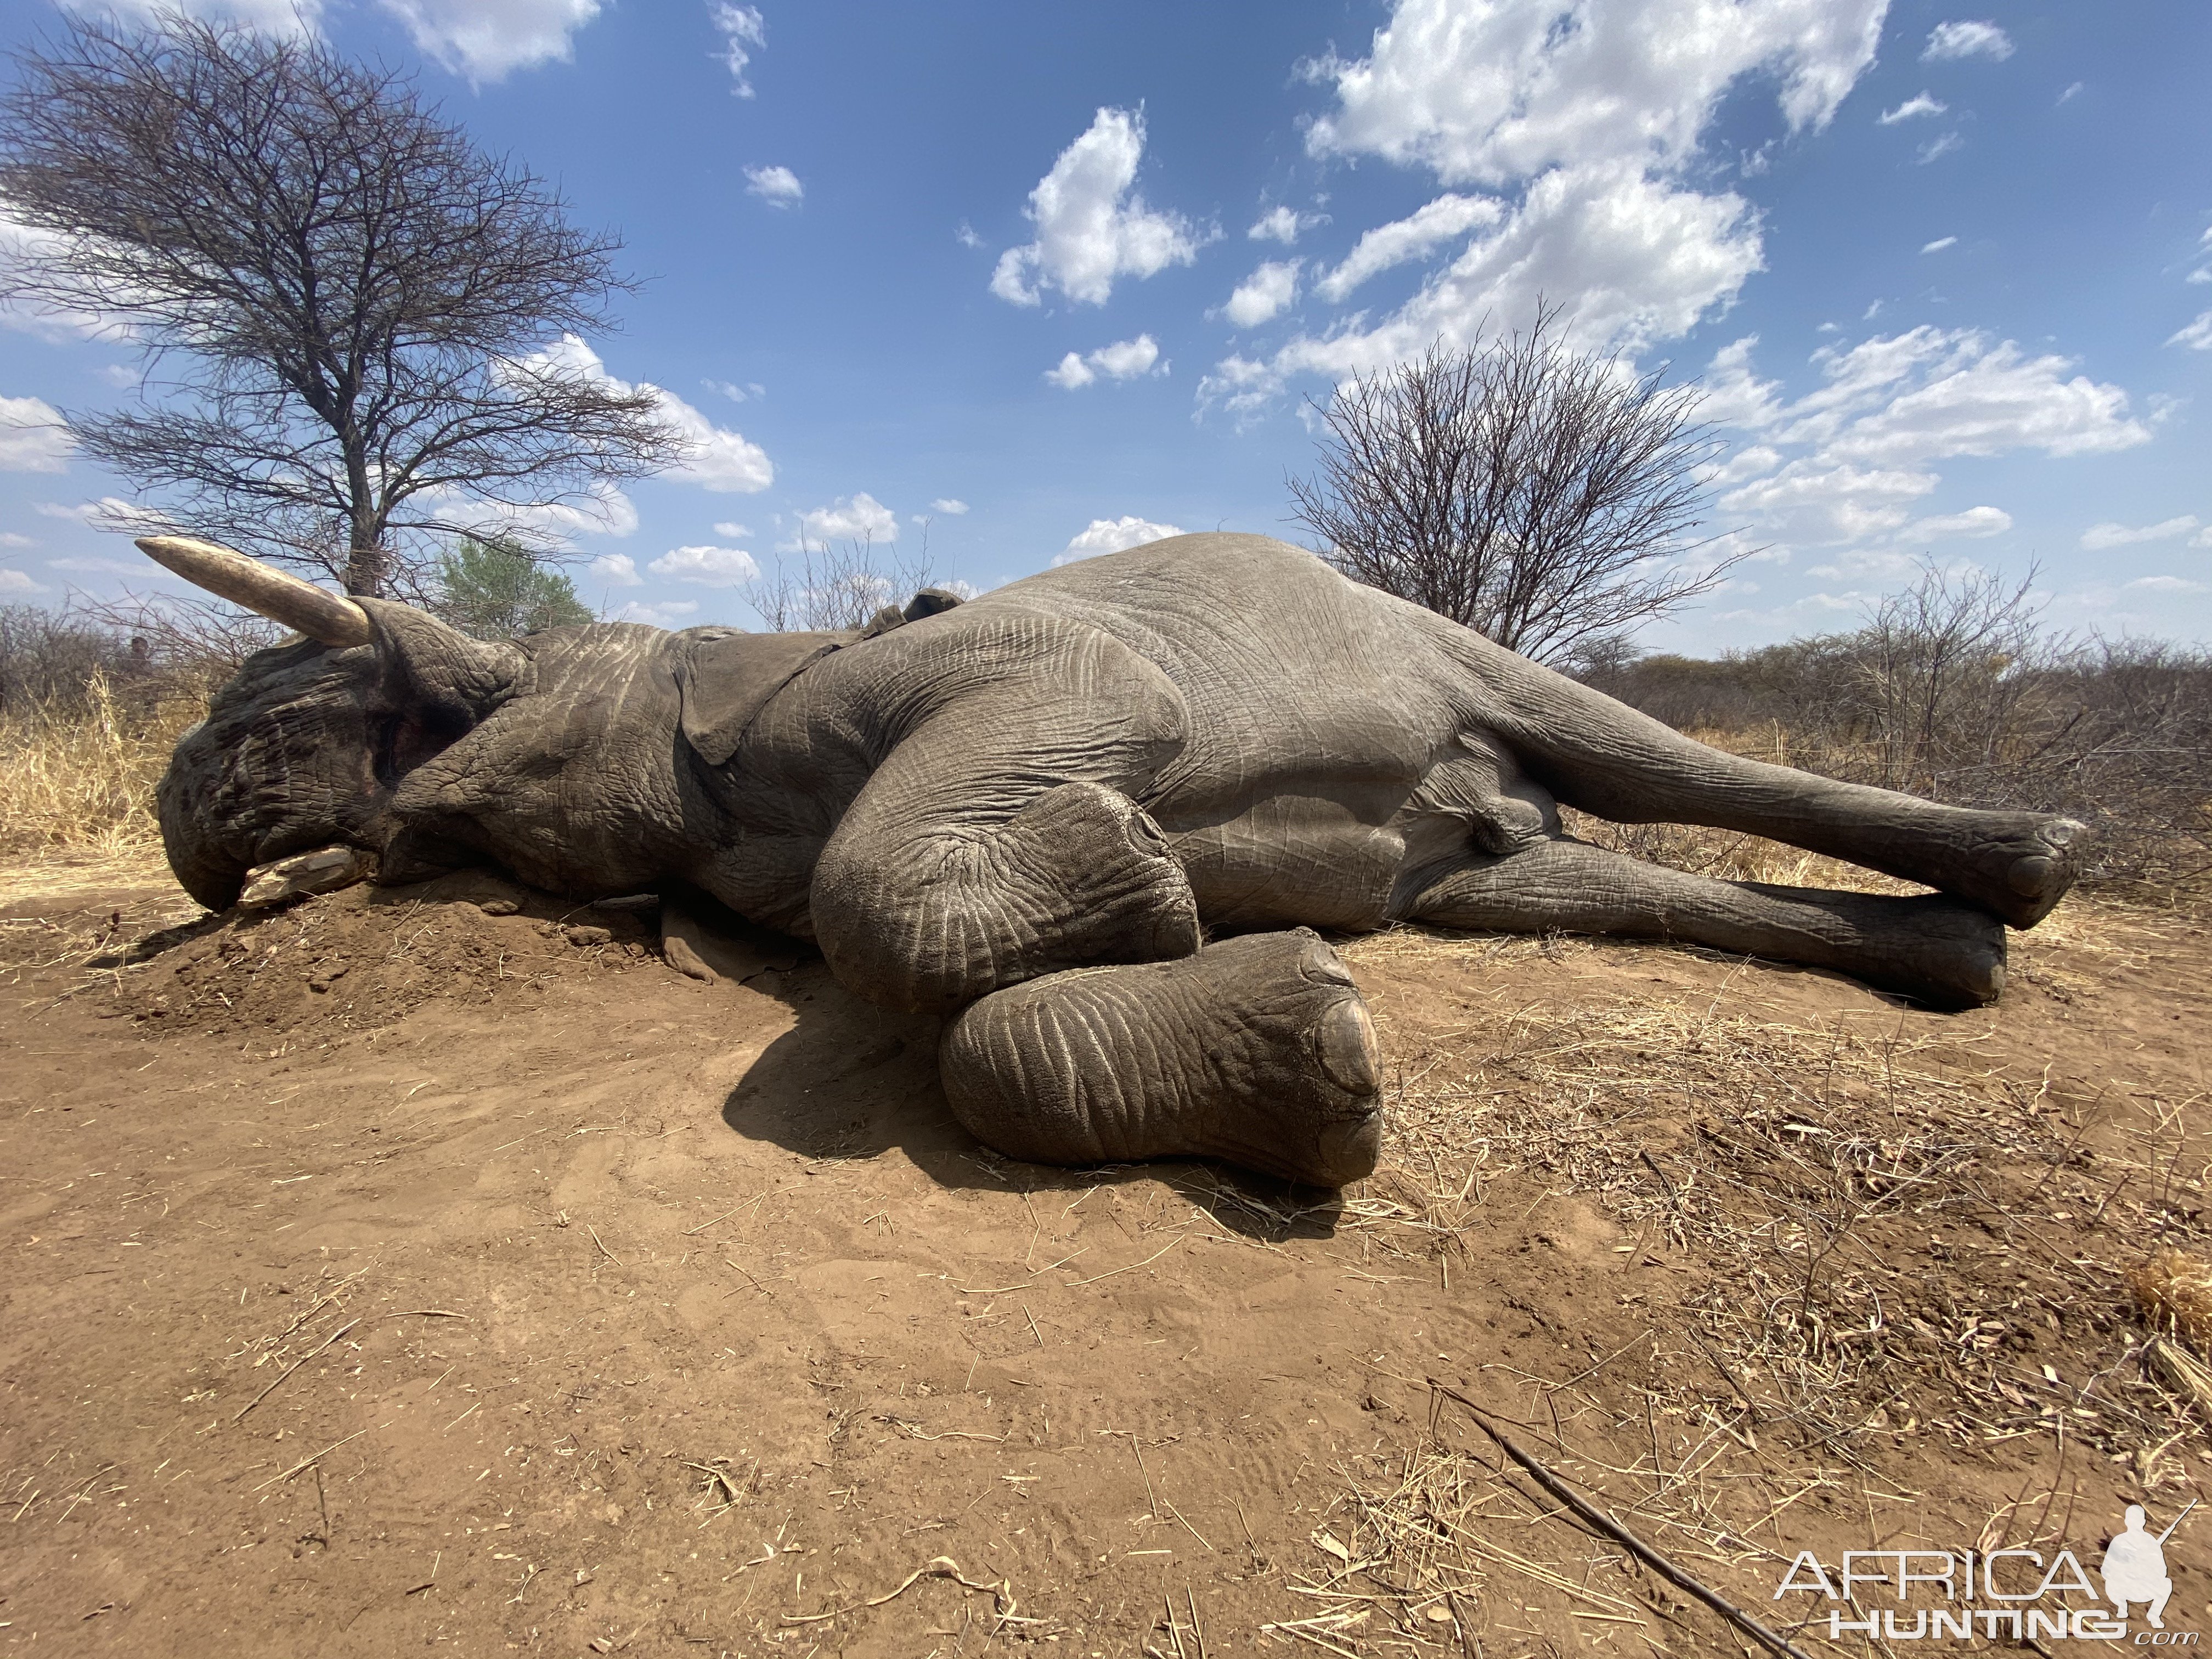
143;531;2084;1188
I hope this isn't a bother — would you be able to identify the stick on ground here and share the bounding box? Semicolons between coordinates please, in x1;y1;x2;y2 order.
1427;1379;1817;1659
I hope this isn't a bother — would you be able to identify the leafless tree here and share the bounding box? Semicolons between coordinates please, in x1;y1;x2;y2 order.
751;534;939;633
0;15;690;598
1842;560;2052;796
1288;304;1738;664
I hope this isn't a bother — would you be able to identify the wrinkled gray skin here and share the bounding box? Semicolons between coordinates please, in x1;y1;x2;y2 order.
160;534;2085;1187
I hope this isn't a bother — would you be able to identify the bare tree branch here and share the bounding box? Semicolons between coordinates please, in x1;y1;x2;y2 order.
751;533;938;634
0;14;690;597
1288;302;1741;663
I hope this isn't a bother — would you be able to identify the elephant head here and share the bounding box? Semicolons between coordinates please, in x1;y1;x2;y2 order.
145;537;538;908
143;536;954;913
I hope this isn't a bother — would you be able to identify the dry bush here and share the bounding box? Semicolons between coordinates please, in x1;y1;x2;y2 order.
1288;300;1735;664
0;673;206;860
750;536;940;633
1581;566;2212;896
2131;1248;2212;1354
0;601;246;865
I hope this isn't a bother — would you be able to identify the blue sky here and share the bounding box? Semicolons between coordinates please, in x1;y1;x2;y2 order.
1;0;2207;653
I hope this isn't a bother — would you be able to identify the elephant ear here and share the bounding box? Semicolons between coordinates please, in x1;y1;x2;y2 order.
356;597;529;719
677;629;850;766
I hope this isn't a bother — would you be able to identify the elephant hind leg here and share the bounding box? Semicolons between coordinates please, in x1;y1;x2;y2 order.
1404;838;2008;1011
939;930;1383;1188
1433;628;2084;927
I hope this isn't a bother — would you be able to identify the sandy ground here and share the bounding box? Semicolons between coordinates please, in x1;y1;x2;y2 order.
3;857;2209;1658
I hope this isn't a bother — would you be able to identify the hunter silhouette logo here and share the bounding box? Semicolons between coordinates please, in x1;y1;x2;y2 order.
1771;1500;2198;1642
2106;1500;2193;1631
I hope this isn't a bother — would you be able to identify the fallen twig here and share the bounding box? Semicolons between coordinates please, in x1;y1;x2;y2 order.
780;1554;1015;1625
1427;1379;1815;1659
234;1318;359;1421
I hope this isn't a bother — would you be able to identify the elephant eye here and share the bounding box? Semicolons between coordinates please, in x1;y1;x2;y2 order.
368;707;474;786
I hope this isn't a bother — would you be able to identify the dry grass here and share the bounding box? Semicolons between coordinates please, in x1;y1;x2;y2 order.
1304;913;2212;1651
1369;955;2204;1450
1562;804;1925;895
0;673;206;864
2131;1248;2212;1353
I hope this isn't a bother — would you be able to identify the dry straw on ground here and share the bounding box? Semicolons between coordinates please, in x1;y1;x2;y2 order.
1297;907;2212;1652
2132;1248;2212;1358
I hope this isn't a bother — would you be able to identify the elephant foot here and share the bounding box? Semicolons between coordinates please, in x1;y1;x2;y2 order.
1940;812;2087;929
1843;893;2008;1011
939;929;1383;1188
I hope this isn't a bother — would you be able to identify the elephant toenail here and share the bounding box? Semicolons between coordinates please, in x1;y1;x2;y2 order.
1312;997;1379;1093
1317;1113;1382;1185
1295;934;1357;987
2008;856;2053;896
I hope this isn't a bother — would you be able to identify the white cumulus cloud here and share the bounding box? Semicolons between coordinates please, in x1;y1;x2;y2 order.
1903;506;2012;540
1923;20;2013;62
786;492;898;551
1249;205;1326;244
0;568;50;595
589;552;642;586
744;165;803;207
0;396;72;473
1223;261;1301;329
708;3;765;96
81;0;321;32
712;521;751;538
663;403;774;494
610;599;702;627
1304;0;1882;184
2080;516;2200;550
1704;329;2151;561
1045;335;1163;389
1880;92;1949;124
1723;460;1940;546
0;212;140;342
929;498;969;516
1229;161;1765;407
460;480;639;543
650;545;760;586
1221;0;1884;415
2169;312;2212;351
1044;353;1095;390
1806;334;2150;466
376;0;602;84
990;108;1205;307
516;336;772;496
1315;194;1500;303
1921;236;1957;254
1053;515;1187;566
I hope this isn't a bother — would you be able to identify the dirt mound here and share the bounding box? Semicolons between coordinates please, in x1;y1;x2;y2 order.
3;868;2211;1656
114;872;697;1047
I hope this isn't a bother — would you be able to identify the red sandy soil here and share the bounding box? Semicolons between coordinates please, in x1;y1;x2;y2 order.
2;862;2209;1658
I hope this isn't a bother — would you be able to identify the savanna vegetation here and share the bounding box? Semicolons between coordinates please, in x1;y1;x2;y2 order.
1570;565;2212;899
4;557;2207;910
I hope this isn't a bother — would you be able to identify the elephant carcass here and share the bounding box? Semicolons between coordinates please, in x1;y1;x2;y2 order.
142;532;2085;1187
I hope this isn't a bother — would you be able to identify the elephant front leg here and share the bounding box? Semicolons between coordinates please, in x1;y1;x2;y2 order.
812;780;1201;1013
939;930;1385;1188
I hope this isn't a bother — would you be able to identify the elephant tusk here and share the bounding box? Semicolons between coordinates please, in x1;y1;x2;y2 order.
134;535;374;648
